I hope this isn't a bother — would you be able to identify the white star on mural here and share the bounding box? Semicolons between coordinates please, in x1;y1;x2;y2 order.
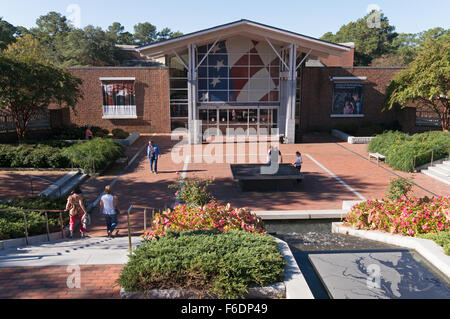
211;77;221;88
215;60;225;71
200;92;209;102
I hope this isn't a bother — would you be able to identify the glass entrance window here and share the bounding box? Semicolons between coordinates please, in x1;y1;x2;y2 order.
249;109;258;124
208;110;217;124
229;109;248;124
219;110;228;124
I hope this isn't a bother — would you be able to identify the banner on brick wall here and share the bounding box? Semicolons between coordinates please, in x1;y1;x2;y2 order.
332;83;364;115
102;81;136;106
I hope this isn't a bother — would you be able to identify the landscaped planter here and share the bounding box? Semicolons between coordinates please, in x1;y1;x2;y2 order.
120;282;286;300
119;236;314;299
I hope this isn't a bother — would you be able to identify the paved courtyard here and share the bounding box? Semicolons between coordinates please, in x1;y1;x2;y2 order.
0;133;449;299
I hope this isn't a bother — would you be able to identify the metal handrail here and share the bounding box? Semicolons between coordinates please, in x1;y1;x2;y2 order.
70;153;95;175
0;209;67;245
413;145;450;171
126;205;157;253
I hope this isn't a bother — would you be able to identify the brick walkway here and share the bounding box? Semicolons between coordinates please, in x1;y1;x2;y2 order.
0;265;123;299
0;171;69;200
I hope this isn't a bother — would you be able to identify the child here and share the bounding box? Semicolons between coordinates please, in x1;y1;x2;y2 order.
293;151;303;173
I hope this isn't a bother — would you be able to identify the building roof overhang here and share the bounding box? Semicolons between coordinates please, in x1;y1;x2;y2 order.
137;19;350;59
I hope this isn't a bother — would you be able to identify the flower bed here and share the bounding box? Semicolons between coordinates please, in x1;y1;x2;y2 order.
144;202;266;240
344;196;450;237
118;230;285;299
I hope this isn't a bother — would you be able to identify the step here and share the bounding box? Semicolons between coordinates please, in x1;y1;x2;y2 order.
422;169;450;186
428;166;450;177
40;170;80;197
435;163;450;174
442;161;450;168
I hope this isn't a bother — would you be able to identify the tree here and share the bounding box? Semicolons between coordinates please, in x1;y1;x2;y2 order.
134;22;157;45
394;28;449;65
3;34;51;62
0;39;82;141
321;11;398;65
107;22;134;45
0;18;17;50
370;53;407;67
156;27;183;41
384;39;450;131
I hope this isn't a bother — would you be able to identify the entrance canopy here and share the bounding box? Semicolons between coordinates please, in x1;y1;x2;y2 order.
137;19;350;59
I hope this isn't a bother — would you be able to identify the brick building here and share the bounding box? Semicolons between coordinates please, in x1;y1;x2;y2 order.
55;19;419;143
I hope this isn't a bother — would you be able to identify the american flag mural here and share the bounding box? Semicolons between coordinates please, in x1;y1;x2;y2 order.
197;36;280;103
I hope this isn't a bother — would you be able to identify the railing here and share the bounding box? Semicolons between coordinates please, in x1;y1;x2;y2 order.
102;105;137;119
416;110;445;127
29;176;62;198
0;209;66;245
126;205;157;253
413;145;449;171
70;154;95;175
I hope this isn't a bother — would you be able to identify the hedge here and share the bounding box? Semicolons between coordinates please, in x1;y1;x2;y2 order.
368;131;450;171
63;138;124;172
118;230;285;299
0;138;124;172
0;196;68;240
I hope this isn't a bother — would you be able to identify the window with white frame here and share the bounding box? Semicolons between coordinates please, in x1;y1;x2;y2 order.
100;78;137;119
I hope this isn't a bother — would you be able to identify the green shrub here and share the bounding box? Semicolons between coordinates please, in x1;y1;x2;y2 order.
0;196;68;240
368;131;450;172
91;127;109;138
118;230;285;299
112;129;130;139
63;138;124;173
386;177;413;201
0;144;14;167
417;230;450;255
0;138;123;171
169;177;215;207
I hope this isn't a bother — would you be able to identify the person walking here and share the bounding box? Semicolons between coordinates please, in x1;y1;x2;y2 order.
85;126;94;140
99;186;119;238
65;186;88;239
293;151;303;184
293;151;303;173
147;141;161;174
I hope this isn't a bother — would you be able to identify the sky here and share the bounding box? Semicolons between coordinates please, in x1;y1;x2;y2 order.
1;0;449;38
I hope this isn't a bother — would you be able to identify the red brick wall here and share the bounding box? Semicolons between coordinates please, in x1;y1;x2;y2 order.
299;66;415;132
62;67;170;134
319;47;355;67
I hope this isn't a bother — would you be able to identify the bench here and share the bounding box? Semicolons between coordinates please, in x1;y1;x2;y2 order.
369;153;386;166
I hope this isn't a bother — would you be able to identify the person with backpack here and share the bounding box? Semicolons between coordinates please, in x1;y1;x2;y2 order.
65;186;88;239
147;140;161;174
99;185;120;238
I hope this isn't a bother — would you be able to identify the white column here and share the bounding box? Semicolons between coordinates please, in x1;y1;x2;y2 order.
285;44;297;144
187;43;201;144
